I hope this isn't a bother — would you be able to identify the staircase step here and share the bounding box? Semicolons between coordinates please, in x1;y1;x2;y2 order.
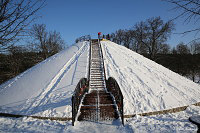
90;86;105;88
90;87;105;89
78;105;119;121
90;79;104;81
90;77;104;79
90;76;103;78
90;74;103;76
90;74;102;76
90;78;104;80
91;71;103;73
90;81;105;84
90;85;105;87
90;72;103;74
91;68;102;70
91;72;103;74
90;81;104;83
91;66;101;67
90;72;103;75
90;76;104;78
90;84;105;86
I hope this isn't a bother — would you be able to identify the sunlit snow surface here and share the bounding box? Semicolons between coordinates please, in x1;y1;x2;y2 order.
0;41;200;132
0;106;199;132
0;41;90;117
101;41;200;115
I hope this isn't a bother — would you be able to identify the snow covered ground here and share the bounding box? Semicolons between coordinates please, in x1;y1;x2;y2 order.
0;40;200;132
0;105;199;132
101;41;200;115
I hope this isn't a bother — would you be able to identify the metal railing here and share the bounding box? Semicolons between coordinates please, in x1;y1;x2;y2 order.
87;40;91;81
106;77;124;125
71;78;88;126
99;40;107;81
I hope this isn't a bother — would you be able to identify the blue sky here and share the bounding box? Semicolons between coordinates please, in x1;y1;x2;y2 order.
35;0;199;47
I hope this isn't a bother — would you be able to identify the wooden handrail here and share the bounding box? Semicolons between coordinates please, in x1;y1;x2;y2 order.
106;77;124;125
72;78;88;126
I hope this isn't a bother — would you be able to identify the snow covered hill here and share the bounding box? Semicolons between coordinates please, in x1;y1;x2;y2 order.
0;41;89;117
101;41;200;115
0;40;200;132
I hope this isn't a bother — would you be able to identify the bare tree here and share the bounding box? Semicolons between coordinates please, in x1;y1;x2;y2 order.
171;47;178;54
165;0;200;21
122;30;134;49
47;31;64;55
132;21;148;53
110;33;116;42
0;0;45;51
176;42;190;54
190;41;200;54
31;24;64;59
31;24;48;58
164;0;200;38
133;17;174;59
158;44;171;54
111;29;135;49
112;29;125;45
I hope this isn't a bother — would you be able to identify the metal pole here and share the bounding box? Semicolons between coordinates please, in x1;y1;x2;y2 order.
72;96;74;126
122;98;124;126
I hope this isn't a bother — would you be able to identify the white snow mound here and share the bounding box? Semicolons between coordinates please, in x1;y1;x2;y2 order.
0;41;89;117
101;41;200;115
0;40;200;118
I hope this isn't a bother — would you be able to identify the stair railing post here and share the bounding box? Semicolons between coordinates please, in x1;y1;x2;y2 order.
88;40;91;82
72;96;75;126
99;40;106;81
121;97;124;126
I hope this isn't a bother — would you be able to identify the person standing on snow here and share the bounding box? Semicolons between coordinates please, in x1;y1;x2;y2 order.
106;34;110;40
102;34;105;39
98;32;101;39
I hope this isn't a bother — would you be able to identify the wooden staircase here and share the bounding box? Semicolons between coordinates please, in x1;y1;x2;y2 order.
78;40;119;122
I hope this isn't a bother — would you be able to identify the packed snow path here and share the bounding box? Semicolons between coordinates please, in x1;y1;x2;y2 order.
78;40;119;122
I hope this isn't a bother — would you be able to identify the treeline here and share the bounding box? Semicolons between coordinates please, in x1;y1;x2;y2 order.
154;54;200;83
156;42;200;83
0;49;43;84
110;17;200;83
0;24;65;84
110;17;174;60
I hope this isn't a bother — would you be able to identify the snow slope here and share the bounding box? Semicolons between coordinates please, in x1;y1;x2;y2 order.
0;41;89;117
0;40;200;132
101;41;200;115
1;40;199;117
